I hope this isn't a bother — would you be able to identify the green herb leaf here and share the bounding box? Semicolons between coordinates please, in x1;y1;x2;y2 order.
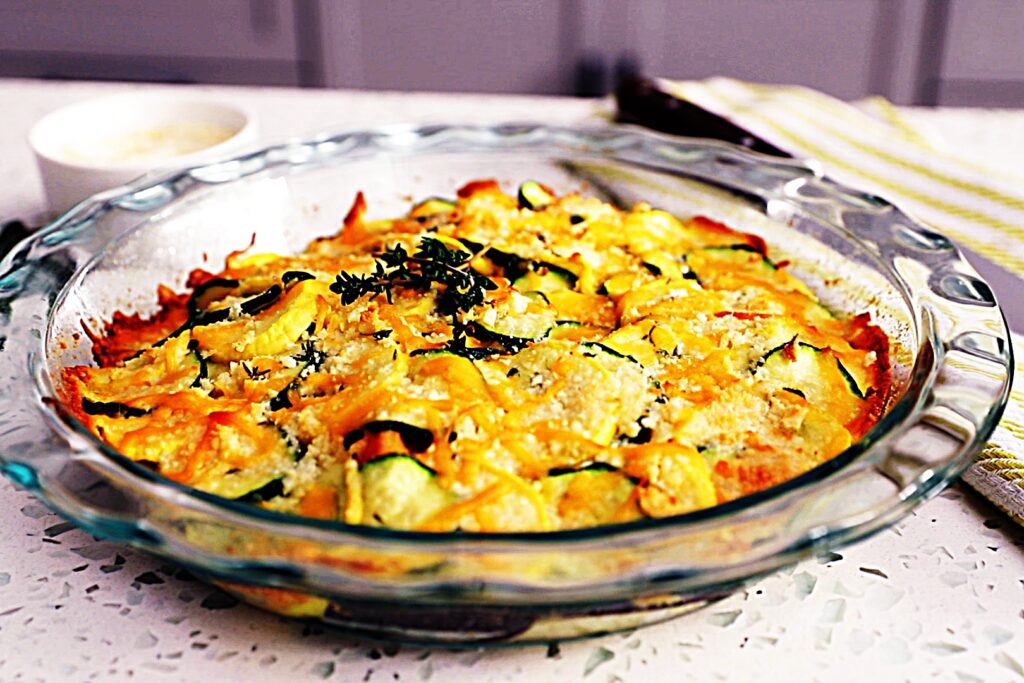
330;237;497;315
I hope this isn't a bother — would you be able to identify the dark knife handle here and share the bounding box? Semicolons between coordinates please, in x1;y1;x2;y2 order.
0;220;32;259
615;75;792;158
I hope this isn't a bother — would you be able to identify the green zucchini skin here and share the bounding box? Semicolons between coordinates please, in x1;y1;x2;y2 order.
188;277;240;315
512;264;577;293
237;284;283;316
410;197;457;217
359;454;452;529
157;282;288;344
235;477;285;504
81;343;206;408
189;280;283;323
81;398;150;419
757;339;822;366
756;339;866;401
267;381;299;411
204;425;298;501
619;425;653;445
282;270;316;285
835;360;866;399
547;462;619;477
517;180;555;210
187;340;208;388
685;244;776;282
706;243;769;257
359;452;436;474
754;337;800;372
464;321;545;354
232;426;307;502
540;463;640;527
464;244;524;274
581;341;641;365
410;344;502;361
343;421;435;453
408;348;460;359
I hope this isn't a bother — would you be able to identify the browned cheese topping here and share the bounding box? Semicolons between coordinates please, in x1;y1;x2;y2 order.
64;179;891;532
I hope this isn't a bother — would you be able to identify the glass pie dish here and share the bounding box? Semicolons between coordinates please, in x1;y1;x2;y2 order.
0;124;1012;645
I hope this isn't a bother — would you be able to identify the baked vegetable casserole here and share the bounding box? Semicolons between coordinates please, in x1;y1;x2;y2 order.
63;180;891;532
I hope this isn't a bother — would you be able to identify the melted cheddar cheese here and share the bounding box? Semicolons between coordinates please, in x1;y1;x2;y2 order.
64;180;891;532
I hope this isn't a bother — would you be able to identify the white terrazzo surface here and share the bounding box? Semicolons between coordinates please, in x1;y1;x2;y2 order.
1;79;1023;683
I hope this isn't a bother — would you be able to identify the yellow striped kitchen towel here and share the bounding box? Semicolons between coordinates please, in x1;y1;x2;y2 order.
653;77;1024;523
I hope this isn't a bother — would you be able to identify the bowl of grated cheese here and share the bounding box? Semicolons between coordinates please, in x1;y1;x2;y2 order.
29;91;257;213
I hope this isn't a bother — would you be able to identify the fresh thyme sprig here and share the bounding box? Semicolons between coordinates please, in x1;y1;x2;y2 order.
330;237;497;315
241;362;270;380
295;340;326;372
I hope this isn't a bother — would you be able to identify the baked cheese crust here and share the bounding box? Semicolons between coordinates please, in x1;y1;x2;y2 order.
63;180;891;532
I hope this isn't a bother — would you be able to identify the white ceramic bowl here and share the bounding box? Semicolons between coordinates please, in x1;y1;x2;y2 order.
29;92;258;213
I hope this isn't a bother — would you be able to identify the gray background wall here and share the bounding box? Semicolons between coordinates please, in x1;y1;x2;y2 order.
1;0;1020;106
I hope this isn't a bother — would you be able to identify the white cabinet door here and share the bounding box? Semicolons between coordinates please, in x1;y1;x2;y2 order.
937;0;1024;106
317;0;930;102
318;0;575;94
0;0;302;85
616;0;906;101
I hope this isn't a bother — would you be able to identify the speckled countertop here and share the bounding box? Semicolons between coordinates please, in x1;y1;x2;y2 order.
1;79;1022;683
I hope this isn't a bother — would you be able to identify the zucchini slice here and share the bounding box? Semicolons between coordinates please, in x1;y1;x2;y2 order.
506;340;648;446
581;341;641;365
132;282;275;354
464;290;557;348
464;320;548;353
70;334;205;406
408;348;461;359
192;279;329;362
640;250;687;280
358;455;453;529
188;277;283;326
755;339;864;427
93;403;298;501
623;443;717;517
465;246;528;280
512;264;576;293
195;425;298;500
548;320;610;342
517;180;555;210
540;463;639;528
621;208;689;252
685;245;820;302
409;197;457;219
601;271;648;298
685;244;775;281
597;322;658;366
